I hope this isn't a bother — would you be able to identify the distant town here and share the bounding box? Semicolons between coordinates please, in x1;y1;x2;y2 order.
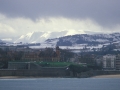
1;35;120;77
0;42;120;71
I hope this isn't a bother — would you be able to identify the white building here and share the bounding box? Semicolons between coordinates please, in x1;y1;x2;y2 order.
116;54;120;70
103;54;116;70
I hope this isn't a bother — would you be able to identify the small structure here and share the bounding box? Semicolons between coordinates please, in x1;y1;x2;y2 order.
8;62;29;69
8;62;40;70
103;54;116;70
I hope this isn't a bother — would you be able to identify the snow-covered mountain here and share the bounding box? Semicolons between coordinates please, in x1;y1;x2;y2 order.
14;30;85;43
55;33;120;46
43;33;120;49
10;31;120;47
1;31;120;52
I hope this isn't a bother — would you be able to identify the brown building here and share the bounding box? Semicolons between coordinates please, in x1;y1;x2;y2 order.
21;47;61;62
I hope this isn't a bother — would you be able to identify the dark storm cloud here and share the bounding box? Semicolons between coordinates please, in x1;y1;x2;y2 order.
0;0;120;26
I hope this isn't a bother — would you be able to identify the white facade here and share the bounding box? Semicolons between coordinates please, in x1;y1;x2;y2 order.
116;54;120;70
103;54;116;70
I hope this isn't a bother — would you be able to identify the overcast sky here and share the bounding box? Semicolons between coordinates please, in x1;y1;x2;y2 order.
0;0;120;38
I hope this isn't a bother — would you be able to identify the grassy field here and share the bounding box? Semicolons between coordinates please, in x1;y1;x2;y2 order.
36;61;80;67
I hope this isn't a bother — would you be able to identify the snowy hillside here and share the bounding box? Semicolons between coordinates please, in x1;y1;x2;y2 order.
39;33;120;51
28;32;120;51
14;30;85;43
1;32;120;53
11;32;120;49
55;33;120;46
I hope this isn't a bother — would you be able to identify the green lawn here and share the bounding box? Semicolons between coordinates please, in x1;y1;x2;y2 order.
36;61;78;67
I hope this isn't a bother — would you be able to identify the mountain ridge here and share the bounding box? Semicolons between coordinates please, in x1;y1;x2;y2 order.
0;32;120;53
42;33;120;51
14;30;85;43
1;31;120;50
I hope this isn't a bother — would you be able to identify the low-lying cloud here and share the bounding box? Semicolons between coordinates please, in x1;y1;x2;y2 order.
0;14;119;38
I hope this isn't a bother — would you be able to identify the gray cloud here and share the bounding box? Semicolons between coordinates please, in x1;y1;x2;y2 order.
0;0;120;27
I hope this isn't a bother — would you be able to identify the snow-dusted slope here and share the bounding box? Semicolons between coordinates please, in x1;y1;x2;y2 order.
1;31;120;52
41;33;120;47
36;33;119;51
14;30;85;43
8;31;120;50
